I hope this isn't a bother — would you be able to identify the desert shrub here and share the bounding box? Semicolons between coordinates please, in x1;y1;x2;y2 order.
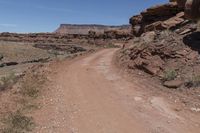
20;82;39;98
163;69;177;81
19;73;46;98
161;30;171;36
1;111;35;133
0;72;17;91
186;75;200;88
20;79;41;98
48;50;61;57
0;67;46;132
106;43;120;48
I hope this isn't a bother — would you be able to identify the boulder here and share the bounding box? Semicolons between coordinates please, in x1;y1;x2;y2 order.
185;0;200;20
163;80;183;88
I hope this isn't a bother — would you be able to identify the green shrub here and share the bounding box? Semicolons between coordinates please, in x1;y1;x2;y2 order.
163;69;177;81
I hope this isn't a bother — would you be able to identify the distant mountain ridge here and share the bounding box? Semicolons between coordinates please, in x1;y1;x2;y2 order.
55;24;131;34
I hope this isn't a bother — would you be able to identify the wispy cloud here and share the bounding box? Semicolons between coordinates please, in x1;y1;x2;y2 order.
0;24;17;28
36;6;76;13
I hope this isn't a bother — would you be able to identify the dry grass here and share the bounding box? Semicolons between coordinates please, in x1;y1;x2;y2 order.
0;66;47;132
0;72;18;91
19;71;46;99
1;111;35;133
106;43;120;48
0;41;50;63
20;81;40;98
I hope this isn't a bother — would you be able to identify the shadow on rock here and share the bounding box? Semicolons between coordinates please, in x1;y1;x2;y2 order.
183;32;200;53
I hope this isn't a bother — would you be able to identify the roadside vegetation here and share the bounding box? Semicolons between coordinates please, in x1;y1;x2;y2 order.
186;75;200;88
163;69;177;81
0;66;47;133
1;111;35;133
106;43;120;48
0;72;18;91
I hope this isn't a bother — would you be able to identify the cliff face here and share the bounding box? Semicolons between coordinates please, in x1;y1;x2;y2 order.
55;24;131;35
130;2;185;36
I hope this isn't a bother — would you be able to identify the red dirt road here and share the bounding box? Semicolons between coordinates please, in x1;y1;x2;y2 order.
34;49;200;133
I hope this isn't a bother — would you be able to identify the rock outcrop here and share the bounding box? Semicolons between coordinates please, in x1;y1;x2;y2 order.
117;30;200;89
130;2;185;36
0;29;132;46
176;0;200;20
130;0;200;36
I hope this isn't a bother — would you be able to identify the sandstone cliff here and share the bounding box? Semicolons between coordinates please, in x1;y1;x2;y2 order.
55;24;131;35
130;2;186;36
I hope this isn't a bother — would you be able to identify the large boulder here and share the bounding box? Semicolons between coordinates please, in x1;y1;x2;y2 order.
172;0;200;20
185;0;200;20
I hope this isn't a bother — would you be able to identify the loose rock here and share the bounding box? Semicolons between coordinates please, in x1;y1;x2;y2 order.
163;80;183;88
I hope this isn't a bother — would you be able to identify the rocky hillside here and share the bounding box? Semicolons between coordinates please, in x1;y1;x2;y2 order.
55;24;131;35
117;0;200;90
129;2;197;36
115;0;200;111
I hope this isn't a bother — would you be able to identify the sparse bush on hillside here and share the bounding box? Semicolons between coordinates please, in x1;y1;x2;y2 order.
163;69;177;81
48;50;61;57
106;43;120;48
0;72;17;91
186;75;200;88
20;81;40;98
0;67;47;132
19;74;45;98
160;30;171;37
1;111;35;133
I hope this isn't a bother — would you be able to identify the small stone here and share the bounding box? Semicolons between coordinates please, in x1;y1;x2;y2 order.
167;120;171;124
174;108;182;112
191;108;200;112
134;97;142;101
163;80;183;88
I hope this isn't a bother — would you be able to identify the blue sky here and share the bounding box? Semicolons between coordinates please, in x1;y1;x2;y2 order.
0;0;167;33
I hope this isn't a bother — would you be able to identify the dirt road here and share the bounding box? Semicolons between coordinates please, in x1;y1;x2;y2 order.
34;49;200;133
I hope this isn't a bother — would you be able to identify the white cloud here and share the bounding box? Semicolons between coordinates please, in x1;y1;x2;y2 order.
0;24;17;28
